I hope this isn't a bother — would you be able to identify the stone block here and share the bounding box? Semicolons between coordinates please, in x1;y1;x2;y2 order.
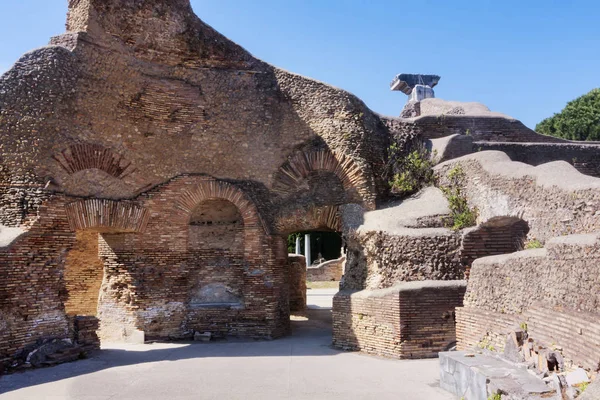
565;368;590;387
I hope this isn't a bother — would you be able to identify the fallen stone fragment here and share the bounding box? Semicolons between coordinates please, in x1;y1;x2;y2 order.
565;367;590;386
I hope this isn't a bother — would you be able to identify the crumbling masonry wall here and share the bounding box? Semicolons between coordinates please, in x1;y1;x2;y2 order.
435;152;600;241
457;233;600;372
288;255;306;312
333;281;466;359
0;197;75;369
0;0;390;367
3;0;600;370
342;230;463;290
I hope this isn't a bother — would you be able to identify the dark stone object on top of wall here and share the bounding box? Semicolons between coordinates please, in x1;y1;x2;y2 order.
390;74;441;94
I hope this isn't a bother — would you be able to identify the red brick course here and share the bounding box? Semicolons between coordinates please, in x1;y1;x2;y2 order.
333;281;466;359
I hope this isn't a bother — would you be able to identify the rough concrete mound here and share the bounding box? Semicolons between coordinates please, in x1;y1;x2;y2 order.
418;98;510;118
357;187;451;233
435;151;600;240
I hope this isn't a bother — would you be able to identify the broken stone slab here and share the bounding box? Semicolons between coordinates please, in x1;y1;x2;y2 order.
440;351;555;400
504;332;525;363
543;374;562;392
565;367;590;386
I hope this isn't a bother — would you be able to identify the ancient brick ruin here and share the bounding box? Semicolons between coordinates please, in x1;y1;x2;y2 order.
1;2;600;395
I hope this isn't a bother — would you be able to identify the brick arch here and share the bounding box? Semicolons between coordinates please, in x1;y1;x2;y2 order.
175;180;268;234
272;149;370;205
65;199;150;233
273;205;341;235
53;143;136;179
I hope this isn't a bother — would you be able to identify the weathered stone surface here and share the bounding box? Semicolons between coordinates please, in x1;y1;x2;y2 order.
435;151;600;240
579;379;600;400
456;232;600;374
440;351;555;400
0;0;392;369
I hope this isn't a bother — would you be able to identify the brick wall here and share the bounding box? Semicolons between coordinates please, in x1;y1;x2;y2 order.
406;115;566;143
0;197;75;370
288;255;306;312
73;316;100;351
456;306;600;372
332;281;466;359
460;216;529;267
456;232;600;372
333;289;401;358
307;256;344;282
0;177;294;367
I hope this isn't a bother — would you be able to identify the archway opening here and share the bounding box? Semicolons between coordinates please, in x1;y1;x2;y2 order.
62;230;106;349
286;229;345;339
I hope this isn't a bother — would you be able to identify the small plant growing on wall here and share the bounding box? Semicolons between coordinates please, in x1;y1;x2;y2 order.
519;322;528;332
388;143;435;196
524;238;543;249
441;165;478;230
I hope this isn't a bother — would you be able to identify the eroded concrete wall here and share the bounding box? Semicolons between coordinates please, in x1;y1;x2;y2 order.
457;233;600;372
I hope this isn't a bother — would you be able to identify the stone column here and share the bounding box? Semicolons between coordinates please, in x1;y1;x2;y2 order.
295;236;301;255
304;233;311;267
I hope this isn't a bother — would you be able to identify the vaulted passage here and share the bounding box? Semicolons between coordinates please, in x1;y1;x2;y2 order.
63;231;105;317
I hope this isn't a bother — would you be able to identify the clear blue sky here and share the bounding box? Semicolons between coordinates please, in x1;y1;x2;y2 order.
1;1;599;128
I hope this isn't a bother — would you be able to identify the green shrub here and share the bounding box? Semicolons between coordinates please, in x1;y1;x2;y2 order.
520;322;528;332
536;88;600;141
389;145;435;196
441;165;478;230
